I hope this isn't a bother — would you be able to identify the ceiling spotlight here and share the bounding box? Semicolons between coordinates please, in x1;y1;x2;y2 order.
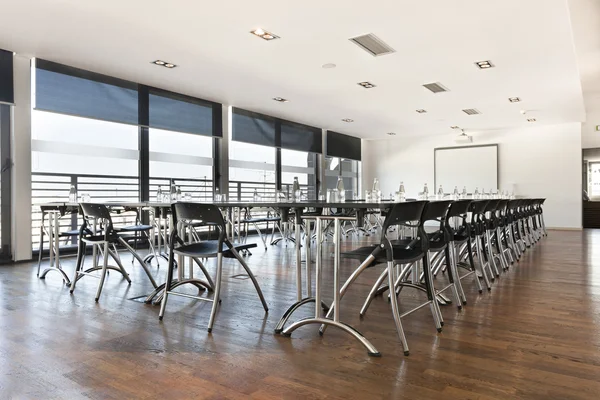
508;97;521;103
520;110;527;115
387;132;396;136
450;126;460;130
475;60;494;69
527;118;536;122
322;63;336;69
416;109;427;114
342;118;354;123
272;97;288;103
250;28;280;41
152;60;177;68
358;81;376;89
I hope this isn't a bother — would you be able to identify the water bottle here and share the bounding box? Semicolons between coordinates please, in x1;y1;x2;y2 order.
170;183;177;201
398;181;406;202
292;176;301;201
336;176;345;201
372;178;381;201
68;185;77;203
176;186;182;201
453;186;459;200
474;187;480;199
462;186;467;199
156;186;163;202
437;185;444;200
423;183;429;200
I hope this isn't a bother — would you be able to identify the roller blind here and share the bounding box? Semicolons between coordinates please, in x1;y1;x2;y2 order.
232;108;276;147
327;131;361;161
149;88;215;136
280;121;322;153
35;59;138;125
0;49;14;105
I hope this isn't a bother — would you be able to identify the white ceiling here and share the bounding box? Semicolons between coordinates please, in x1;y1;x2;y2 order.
0;0;587;139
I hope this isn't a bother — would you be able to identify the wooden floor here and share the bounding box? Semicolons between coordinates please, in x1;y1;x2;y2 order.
1;229;599;399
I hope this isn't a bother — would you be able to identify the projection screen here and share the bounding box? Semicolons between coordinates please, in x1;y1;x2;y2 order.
434;144;498;193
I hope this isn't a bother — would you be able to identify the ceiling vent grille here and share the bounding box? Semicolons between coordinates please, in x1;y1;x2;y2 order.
422;82;449;94
349;34;395;57
462;108;481;115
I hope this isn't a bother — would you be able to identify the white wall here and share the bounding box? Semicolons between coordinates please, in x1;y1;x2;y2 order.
362;123;582;229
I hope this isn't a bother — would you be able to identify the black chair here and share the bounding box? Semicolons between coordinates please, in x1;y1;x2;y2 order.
330;201;432;356
468;200;493;290
494;199;516;265
444;199;483;301
158;202;268;332
70;203;158;302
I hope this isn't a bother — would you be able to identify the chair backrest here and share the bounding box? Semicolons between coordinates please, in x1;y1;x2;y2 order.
469;200;489;214
422;200;452;222
483;199;500;213
79;203;115;239
381;201;428;232
172;202;226;230
447;199;472;218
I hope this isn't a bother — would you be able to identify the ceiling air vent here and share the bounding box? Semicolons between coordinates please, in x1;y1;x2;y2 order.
422;82;449;94
462;108;481;115
349;33;395;57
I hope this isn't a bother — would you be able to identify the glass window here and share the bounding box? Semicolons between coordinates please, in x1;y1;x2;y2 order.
149;128;213;201
325;156;361;199
31;110;140;250
281;148;317;199
229;141;276;201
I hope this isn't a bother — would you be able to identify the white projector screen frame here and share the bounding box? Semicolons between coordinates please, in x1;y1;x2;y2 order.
434;144;498;193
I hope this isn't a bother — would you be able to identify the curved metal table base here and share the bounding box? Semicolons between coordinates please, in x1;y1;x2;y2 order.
281;317;380;357
274;297;330;334
39;266;71;285
145;278;212;304
73;265;132;284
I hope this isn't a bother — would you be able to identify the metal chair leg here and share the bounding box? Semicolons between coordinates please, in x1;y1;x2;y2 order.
95;243;109;302
207;253;224;332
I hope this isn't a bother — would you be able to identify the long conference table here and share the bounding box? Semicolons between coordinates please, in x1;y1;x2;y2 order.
38;199;398;356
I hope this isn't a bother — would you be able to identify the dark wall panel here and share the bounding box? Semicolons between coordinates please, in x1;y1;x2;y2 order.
0;49;14;104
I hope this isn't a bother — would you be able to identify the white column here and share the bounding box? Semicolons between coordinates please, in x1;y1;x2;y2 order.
11;55;32;261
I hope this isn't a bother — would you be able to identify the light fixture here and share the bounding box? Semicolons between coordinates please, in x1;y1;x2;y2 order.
527;118;536;122
358;81;376;89
152;60;177;68
387;132;396;136
342;118;354;123
508;97;521;103
450;126;460;130
416;109;427;114
475;60;494;69
250;28;280;41
322;63;336;69
272;97;288;103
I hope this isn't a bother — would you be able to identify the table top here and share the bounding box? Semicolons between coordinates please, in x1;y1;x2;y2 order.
38;200;406;210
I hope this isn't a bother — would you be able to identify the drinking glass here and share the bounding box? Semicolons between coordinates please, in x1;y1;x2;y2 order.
184;193;192;201
80;193;91;202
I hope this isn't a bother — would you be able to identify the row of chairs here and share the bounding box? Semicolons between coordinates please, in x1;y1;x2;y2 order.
326;198;546;355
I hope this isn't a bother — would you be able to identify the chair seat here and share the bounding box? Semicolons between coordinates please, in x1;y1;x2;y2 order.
342;244;424;265
59;229;81;237
118;224;153;232
174;241;257;258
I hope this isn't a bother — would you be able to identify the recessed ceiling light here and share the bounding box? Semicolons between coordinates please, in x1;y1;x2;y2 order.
152;60;177;68
416;109;427;114
272;97;288;103
527;118;536;122
250;28;279;41
358;81;376;89
322;63;336;69
475;60;494;69
508;97;521;103
387;132;396;136
450;126;460;130
342;118;354;123
462;108;482;115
